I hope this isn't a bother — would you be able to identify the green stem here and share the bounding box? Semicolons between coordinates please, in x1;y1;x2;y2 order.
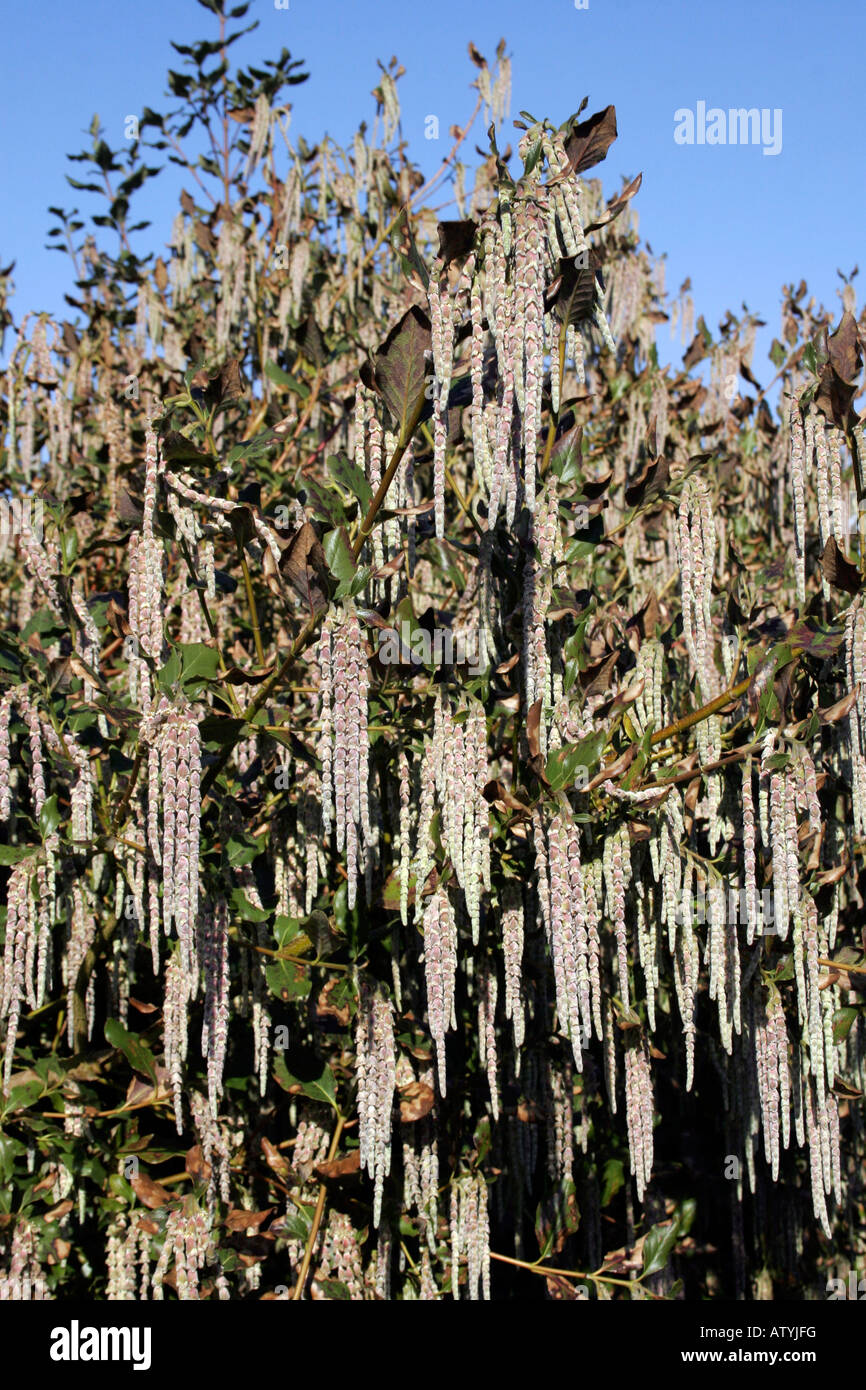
238;542;266;667
352;392;427;562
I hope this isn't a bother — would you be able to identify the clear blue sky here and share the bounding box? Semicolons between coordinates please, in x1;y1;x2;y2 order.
2;0;864;385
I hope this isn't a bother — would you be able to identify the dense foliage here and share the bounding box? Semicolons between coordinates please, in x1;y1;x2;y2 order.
1;0;865;1302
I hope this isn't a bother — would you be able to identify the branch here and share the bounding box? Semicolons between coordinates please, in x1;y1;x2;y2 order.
291;1112;346;1300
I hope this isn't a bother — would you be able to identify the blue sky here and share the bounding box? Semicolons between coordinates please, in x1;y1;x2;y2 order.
2;0;864;387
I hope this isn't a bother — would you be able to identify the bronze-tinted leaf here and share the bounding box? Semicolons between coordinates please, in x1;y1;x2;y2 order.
371;306;432;441
295;314;326;368
624;456;669;508
821;537;861;595
228;504;256;548
437;220;477;266
161;431;210;465
814;313;862;432
563;105;617;175
280;521;331;616
548;251;602;327
222;665;273;685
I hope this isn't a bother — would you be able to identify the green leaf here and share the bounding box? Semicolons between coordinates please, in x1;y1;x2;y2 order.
600;1158;624;1207
317;1278;352;1300
641;1217;681;1279
265;958;312;1004
179;642;220;695
564;512;605;562
545;729;605;792
769;338;786;368
0;845;35;866
322;527;356;597
264;360;310;397
225;833;260;868
273;1055;335;1107
156;648;181;695
229;888;270;922
38;795;62;841
104;1019;157;1084
327;453;373;511
833;1007;859;1044
550;423;584;485
199;715;245;746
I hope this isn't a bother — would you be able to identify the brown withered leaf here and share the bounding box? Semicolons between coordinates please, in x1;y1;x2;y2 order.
315;1151;361;1181
33;1171;57;1195
224;1207;273;1233
586;744;637;791
821;537;861;595
125;1075;171;1109
467;41;487;69
131;1173;172;1209
103;597;130;639
627;590;662;640
193;221;216;256
682;332;709;370
44;1200;74;1223
315;978;351;1027
398;1081;435;1123
185;1145;212;1183
127;996;158;1014
260;1137;290;1181
583;172;642;234
526;699;543;761
815;859;850;887
580;649;619;697
819;689;858;725
216;357;244;404
564;105;618;175
153;258;168;293
280;521;331;616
